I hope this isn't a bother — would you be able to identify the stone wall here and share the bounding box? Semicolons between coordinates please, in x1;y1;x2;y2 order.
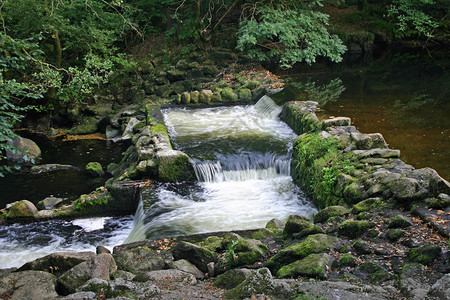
280;101;450;236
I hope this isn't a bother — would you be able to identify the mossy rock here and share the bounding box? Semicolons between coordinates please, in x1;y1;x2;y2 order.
172;241;217;273
351;198;382;214
277;253;332;279
266;234;338;273
407;244;441;265
181;92;191;104
265;218;285;232
5;200;38;219
113;247;166;273
157;150;195;182
237;88;252;102
211;91;222;102
386;229;405;241
69;116;99;135
190;91;200;103
388;214;413;229
6;136;41;164
242;80;261;90
283;215;312;236
339;253;357;267
214;268;252;290
199;89;213;104
343;182;367;204
220;87;238;102
251;228;274;240
199;236;223;252
292;225;323;239
338;220;374;238
356;262;393;283
352;240;372;255
223;268;278;300
86;162;104;177
224;238;269;268
314;206;348;223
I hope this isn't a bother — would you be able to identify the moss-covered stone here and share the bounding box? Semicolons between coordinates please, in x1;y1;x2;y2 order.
277;253;332;279
199;236;223;252
338;220;374;238
220;87;238;102
266;234;338;273
181;92;191;104
339;253;357;267
172;241;217;273
407;244;441;265
69;116;98;135
86;162;104;177
351;198;382;214
314;206;348;223
388;214;413;228
352;240;372;255
6;136;41;164
5;200;38;219
251;228;274;240
283;215;312;236
242;80;261;90
237;88;252;102
113;247;166;273
386;229;405;241
265;218;285;232
343;182;367;204
292;225;324;239
214;268;252;290
190;91;200;103
356;262;393;283
157;150;195;182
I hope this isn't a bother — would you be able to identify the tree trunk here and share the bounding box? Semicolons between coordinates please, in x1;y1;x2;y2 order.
53;31;62;68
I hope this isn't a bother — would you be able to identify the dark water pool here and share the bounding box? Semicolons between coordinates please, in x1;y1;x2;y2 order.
0;133;125;208
271;50;450;180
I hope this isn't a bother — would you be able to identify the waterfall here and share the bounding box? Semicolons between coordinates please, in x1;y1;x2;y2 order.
192;153;291;183
254;95;283;119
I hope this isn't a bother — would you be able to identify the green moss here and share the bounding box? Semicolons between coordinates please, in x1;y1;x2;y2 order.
158;152;195;182
352;198;383;214
237;88;252;102
338;219;374;238
277;253;331;279
358;262;393;283
407;244;441;265
266;234;338;273
86;162;104;177
339;253;357;267
283;215;312;236
386;229;405;241
220;87;238;102
313;206;348;223
251;228;274;240
73;190;111;215
388;215;412;228
199;236;223;252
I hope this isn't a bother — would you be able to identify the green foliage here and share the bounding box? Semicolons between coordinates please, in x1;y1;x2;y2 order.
0;33;43;176
388;0;440;38
236;2;346;68
226;239;240;266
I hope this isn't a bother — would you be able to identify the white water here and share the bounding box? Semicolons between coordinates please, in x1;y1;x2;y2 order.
0;216;134;269
126;96;317;242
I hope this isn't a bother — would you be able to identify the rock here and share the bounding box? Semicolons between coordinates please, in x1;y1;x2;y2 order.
407;244;441;265
0;270;58;300
221;87;238;102
108;181;140;215
6;136;41;164
399;263;430;299
388;214;413;228
18;252;96;275
265;218;286;231
352;240;372;255
168;259;204;279
30;164;80;174
343;181;367;204
283;215;312;236
213;268;252;289
353;148;400;159
211;90;222;102
114;247;167;274
390;177;424;201
292;225;324;239
350;132;387;150
277;253;332;279
4;200;38;218
322;117;351;128
166;69;186;81
156;149;195;182
354;262;393;283
112;270;136;281
190;91;200;103
106;125;120;139
62;291;97;300
224;268;293;300
133;269;196;285
199;236;223;252
409;167;450;195
338;220;374;238
76;278;109;293
230;238;269;267
172;241;216;273
314;206;348;223
386;229;405;241
69;116;99;135
297;281;392;300
96;246;111;254
237;88;252;102
85;162;104;177
58;253;117;294
199;89;213;104
339;253;357;267
266;234;338;273
181;91;191;104
37;196;63;210
121;117;141;140
351;198;382;214
429;273;450;300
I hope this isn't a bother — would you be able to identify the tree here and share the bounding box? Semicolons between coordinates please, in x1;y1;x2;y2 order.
236;1;347;68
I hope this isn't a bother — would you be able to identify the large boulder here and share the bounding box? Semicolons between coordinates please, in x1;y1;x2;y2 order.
168;259;204;279
350;132;387;150
6;136;41;164
156;149;195;182
57;253;117;295
0;270;58;300
283;215;312;236
277;253;332;279
399;263;431;299
4;200;38;218
407;244;441;265
113;247;169;274
338;220;374;238
314;206;348;223
266;234;338;273
172;241;216;273
18;252;96;275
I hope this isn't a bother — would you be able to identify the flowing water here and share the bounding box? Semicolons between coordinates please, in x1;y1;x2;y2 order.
125;96;316;243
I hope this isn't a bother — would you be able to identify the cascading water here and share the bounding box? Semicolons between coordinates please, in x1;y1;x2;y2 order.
125;96;316;243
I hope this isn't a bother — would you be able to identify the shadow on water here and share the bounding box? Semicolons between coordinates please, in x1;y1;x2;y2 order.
271;50;450;180
0;132;126;207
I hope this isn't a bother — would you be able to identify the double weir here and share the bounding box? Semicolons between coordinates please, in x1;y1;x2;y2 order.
125;96;316;243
